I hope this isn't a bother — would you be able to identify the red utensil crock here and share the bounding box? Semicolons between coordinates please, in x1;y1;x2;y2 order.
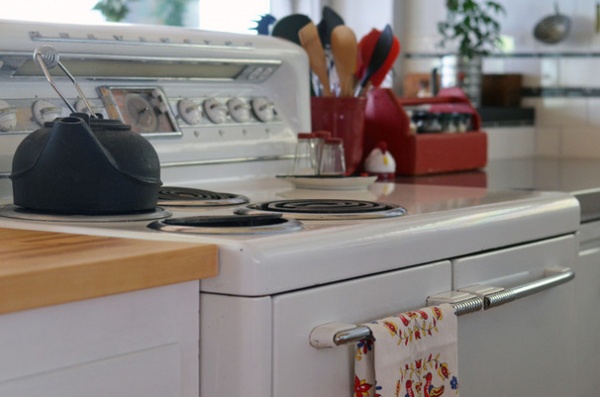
310;96;367;175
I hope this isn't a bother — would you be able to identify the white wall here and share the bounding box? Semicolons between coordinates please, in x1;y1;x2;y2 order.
401;0;600;160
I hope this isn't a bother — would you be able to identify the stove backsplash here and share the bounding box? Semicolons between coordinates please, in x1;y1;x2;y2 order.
0;20;311;180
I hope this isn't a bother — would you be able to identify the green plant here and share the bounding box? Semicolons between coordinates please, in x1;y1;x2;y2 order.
93;0;191;26
93;0;135;22
155;0;190;26
437;0;505;59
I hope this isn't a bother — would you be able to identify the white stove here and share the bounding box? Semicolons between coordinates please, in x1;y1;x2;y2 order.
0;20;582;397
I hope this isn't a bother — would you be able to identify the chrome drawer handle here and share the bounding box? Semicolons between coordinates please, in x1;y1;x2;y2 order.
309;267;574;349
482;266;574;309
309;293;482;349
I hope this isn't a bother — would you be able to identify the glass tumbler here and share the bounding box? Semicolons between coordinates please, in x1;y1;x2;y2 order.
319;137;346;176
291;132;316;175
312;130;331;175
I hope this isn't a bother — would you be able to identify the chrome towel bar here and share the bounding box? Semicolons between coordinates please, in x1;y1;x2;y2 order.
309;267;574;349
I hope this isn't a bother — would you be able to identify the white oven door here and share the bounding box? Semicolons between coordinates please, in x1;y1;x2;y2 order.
271;261;451;397
200;235;576;397
453;235;576;397
200;260;451;397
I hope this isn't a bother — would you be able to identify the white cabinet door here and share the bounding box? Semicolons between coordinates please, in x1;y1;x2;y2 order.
453;235;577;397
575;229;600;397
0;281;200;397
272;261;451;397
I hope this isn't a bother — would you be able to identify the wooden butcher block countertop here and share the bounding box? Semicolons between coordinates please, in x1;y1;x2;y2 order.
0;227;218;315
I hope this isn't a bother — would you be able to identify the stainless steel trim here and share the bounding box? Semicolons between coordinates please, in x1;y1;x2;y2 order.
160;154;295;168
484;266;574;309
34;46;95;116
333;297;483;346
29;35;256;51
315;301;469;349
448;296;484;315
331;299;480;346
1;52;282;81
334;327;373;346
98;85;182;137
310;267;575;348
2;52;281;66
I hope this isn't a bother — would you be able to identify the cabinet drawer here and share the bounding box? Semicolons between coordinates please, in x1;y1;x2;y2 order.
453;235;576;397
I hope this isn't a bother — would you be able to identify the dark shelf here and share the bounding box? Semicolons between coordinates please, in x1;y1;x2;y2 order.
478;106;535;127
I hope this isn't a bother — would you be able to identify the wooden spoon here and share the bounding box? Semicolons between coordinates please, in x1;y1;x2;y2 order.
331;25;358;97
299;21;332;96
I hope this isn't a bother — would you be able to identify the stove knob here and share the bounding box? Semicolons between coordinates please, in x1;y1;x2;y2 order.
0;100;17;132
203;98;227;124
227;97;251;123
177;99;202;125
32;100;64;126
251;97;275;122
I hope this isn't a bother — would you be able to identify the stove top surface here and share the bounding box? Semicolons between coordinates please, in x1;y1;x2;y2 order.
0;20;580;297
0;175;581;296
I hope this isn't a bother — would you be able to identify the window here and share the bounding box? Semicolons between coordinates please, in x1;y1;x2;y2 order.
1;0;277;33
198;0;271;34
2;0;105;24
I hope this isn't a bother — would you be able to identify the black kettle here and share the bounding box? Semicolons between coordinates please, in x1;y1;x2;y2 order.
10;113;162;215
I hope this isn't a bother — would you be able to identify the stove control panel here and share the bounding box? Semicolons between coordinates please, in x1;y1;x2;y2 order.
0;89;280;137
0;19;310;174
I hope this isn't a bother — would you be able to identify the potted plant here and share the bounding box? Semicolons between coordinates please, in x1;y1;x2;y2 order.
436;0;505;106
93;0;191;26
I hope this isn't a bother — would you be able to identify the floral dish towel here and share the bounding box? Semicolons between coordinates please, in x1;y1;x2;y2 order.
354;303;459;397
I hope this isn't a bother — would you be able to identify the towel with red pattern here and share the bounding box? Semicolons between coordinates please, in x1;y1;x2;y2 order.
354;303;459;397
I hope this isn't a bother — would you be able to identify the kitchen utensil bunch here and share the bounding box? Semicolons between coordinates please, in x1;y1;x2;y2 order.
272;7;400;98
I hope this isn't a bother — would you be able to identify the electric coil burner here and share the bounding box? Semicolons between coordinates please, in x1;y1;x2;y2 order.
236;199;407;220
150;187;288;234
157;187;249;207
148;213;302;235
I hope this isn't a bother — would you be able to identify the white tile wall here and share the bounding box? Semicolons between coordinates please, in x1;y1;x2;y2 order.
485;126;536;160
535;127;562;157
402;0;600;159
527;97;588;127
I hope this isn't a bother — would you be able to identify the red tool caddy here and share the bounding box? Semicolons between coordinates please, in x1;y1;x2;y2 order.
363;88;487;176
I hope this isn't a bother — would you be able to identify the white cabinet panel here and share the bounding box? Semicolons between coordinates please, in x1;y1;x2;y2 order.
200;294;273;397
0;281;200;397
453;235;576;397
272;261;452;397
0;344;181;397
575;245;600;397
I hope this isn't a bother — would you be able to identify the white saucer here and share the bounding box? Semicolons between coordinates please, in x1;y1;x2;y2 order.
277;175;378;190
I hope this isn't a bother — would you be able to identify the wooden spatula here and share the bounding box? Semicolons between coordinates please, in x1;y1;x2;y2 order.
331;25;358;97
299;21;332;97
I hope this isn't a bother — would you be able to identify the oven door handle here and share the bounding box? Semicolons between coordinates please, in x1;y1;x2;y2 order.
309;266;574;349
474;266;574;310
